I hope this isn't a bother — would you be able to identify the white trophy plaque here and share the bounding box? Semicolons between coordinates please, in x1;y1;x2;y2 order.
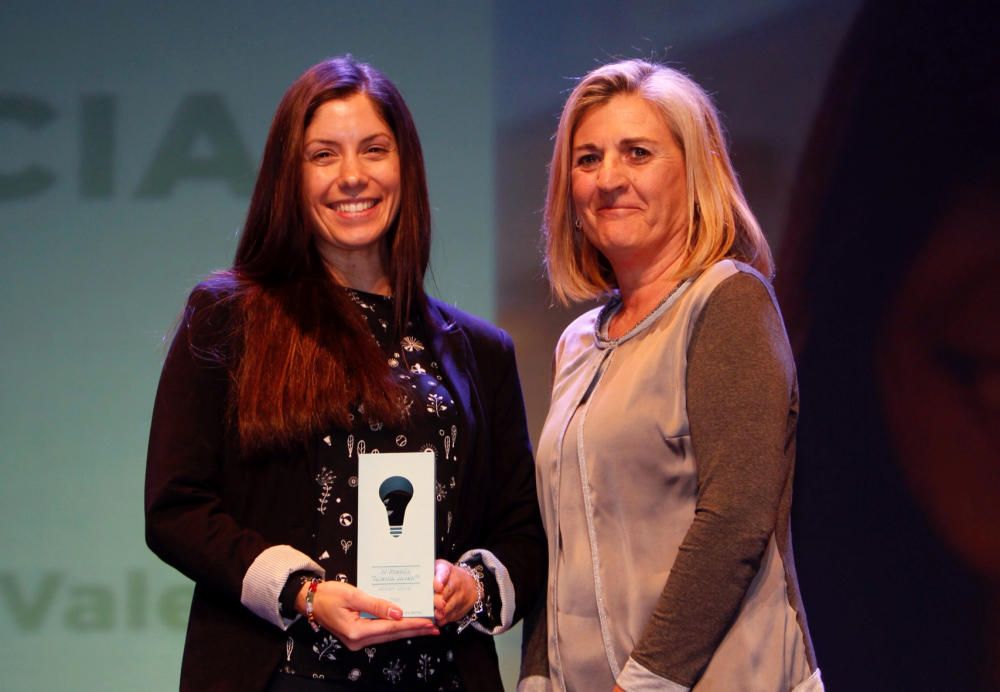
357;450;435;618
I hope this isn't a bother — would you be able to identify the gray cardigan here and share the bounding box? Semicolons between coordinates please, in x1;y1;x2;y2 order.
521;261;821;691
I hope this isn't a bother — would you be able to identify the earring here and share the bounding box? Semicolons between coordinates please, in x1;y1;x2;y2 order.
573;218;582;231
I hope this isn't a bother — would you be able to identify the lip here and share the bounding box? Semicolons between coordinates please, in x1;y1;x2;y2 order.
327;198;382;217
595;205;641;216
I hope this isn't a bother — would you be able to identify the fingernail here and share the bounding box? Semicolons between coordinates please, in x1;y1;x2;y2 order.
388;608;403;619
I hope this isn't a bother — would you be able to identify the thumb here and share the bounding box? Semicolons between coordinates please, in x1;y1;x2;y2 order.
434;560;452;592
351;588;404;620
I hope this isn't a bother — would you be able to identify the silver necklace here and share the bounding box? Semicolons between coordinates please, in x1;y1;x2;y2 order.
607;278;688;340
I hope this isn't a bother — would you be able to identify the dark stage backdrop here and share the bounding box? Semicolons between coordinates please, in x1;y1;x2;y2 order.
5;1;997;690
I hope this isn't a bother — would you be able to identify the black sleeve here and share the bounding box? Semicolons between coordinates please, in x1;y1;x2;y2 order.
144;286;276;601
466;326;548;628
279;571;314;618
519;589;550;681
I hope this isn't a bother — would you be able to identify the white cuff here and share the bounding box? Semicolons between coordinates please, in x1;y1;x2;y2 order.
793;669;824;692
240;544;324;629
517;674;550;692
617;657;689;692
456;547;515;634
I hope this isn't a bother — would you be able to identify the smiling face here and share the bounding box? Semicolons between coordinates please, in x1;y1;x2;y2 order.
571;93;689;282
302;92;401;285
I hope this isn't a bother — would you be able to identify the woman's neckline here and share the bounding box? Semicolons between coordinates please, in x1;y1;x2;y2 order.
346;286;393;301
596;277;692;347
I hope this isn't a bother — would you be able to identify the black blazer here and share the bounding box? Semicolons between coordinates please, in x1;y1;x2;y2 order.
145;284;546;691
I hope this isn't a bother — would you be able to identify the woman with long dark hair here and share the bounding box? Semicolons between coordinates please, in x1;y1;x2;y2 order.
145;56;545;691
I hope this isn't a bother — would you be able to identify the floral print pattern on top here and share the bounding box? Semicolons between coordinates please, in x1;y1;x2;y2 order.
280;289;464;690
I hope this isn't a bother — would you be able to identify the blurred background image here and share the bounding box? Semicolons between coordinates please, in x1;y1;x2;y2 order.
2;0;996;689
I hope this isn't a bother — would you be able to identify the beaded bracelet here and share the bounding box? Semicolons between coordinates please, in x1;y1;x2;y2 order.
304;578;322;632
455;562;484;634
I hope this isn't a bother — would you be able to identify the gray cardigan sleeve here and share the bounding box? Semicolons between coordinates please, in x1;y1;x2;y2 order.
626;272;797;687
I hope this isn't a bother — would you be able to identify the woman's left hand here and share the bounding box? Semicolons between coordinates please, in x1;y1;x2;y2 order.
433;559;478;625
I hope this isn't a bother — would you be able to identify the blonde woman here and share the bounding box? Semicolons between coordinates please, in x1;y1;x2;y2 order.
520;60;821;691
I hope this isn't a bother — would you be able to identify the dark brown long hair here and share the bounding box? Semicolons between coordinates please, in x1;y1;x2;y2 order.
216;56;431;452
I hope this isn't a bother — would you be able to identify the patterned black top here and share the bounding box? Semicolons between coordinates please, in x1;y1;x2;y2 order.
277;290;487;690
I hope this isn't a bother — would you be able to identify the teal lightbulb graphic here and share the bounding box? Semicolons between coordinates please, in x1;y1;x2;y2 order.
379;476;414;537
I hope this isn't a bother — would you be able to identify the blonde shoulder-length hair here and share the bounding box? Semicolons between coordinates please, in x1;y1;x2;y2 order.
545;59;773;304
